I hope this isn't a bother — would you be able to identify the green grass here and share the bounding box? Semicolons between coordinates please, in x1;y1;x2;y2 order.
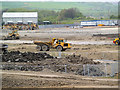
0;2;118;18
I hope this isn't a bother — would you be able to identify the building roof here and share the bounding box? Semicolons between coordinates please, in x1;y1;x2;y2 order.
3;12;38;18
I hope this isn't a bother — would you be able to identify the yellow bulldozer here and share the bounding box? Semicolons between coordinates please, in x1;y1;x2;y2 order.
2;30;20;40
34;38;72;51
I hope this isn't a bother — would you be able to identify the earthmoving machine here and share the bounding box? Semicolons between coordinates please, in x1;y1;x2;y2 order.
113;38;120;45
2;30;20;40
3;23;39;30
30;23;39;30
34;38;72;51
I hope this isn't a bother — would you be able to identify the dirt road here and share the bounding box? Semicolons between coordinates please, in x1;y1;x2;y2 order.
2;70;118;88
1;40;113;45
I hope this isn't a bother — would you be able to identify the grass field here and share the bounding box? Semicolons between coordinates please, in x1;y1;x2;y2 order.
1;2;118;18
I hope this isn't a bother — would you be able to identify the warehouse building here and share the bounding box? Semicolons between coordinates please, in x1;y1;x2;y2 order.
2;12;38;24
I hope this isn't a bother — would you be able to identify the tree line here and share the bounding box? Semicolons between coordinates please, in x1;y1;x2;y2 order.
3;8;86;24
3;8;118;24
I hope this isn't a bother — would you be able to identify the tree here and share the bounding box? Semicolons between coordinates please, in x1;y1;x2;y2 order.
58;8;84;20
110;15;118;19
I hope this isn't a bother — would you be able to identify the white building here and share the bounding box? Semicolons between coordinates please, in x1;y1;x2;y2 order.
2;12;38;24
80;20;118;26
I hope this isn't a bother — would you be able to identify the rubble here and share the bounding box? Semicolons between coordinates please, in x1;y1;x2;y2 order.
2;51;103;76
2;51;53;62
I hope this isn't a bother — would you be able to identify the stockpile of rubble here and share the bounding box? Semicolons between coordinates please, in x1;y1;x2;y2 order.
66;54;100;64
2;51;104;76
2;51;53;62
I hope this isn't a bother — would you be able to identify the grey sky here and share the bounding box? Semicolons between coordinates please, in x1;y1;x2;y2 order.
0;0;119;2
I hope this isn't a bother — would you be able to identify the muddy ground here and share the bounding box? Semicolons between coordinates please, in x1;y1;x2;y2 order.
1;26;119;88
7;43;118;60
2;70;118;88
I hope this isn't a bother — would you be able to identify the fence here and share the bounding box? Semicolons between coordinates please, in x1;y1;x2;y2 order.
1;62;118;77
38;24;76;29
80;20;118;26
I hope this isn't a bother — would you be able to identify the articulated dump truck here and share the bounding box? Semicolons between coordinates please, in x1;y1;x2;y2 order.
34;38;72;51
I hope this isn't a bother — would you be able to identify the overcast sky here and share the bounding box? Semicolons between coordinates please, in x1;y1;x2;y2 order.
0;0;119;2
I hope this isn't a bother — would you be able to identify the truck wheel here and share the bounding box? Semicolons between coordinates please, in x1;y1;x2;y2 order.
12;36;16;40
115;40;119;45
36;45;42;51
42;45;49;51
56;46;63;51
16;37;20;39
7;36;12;40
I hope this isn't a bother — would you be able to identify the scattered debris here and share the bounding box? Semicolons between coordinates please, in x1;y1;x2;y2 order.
2;51;103;76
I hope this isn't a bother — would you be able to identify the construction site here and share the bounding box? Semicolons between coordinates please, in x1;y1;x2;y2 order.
0;1;119;88
0;22;119;88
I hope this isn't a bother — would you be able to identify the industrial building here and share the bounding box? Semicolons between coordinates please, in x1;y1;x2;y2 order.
80;20;118;26
2;12;38;24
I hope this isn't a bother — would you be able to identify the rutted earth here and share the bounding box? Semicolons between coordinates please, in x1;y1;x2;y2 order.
1;27;119;88
2;51;102;76
1;70;118;88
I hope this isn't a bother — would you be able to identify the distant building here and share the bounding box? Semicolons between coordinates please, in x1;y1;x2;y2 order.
43;21;51;25
2;12;38;24
80;20;118;26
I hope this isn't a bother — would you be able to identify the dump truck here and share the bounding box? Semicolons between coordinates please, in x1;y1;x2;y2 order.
34;38;72;51
2;30;20;40
113;38;120;45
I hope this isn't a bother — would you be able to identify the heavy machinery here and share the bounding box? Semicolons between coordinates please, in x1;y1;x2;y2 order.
98;24;105;26
34;38;72;51
113;38;120;45
3;23;39;30
2;30;20;40
30;23;39;30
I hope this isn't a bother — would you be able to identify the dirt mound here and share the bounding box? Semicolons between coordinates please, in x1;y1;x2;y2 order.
2;51;99;64
2;51;104;76
66;54;99;64
2;51;53;62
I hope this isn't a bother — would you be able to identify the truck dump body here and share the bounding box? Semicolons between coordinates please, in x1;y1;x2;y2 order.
34;41;52;46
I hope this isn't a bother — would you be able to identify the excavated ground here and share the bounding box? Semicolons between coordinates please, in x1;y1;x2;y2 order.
2;51;103;76
1;27;119;88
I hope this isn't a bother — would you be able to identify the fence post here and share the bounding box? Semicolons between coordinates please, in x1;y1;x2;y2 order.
87;64;90;76
42;66;44;70
58;51;61;58
65;64;67;73
83;65;86;76
105;63;107;77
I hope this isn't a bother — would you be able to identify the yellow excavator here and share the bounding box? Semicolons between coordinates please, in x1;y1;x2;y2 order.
3;30;20;40
34;38;72;51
